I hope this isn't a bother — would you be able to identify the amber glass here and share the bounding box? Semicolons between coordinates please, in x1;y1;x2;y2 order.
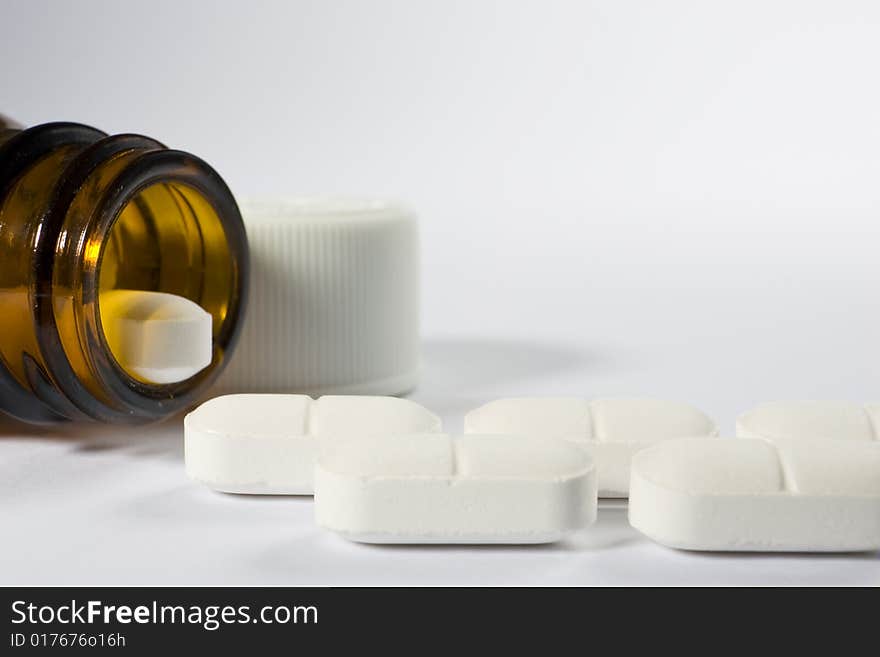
0;122;248;424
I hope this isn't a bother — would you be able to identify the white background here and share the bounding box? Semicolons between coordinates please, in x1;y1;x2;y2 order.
2;0;879;585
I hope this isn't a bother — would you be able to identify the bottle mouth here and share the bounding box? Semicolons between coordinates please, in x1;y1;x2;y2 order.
88;151;249;420
0;123;248;424
36;142;249;423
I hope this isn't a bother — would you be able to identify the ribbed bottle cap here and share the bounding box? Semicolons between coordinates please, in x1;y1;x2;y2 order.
216;198;420;396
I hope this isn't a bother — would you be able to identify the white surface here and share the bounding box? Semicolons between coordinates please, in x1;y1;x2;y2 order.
184;395;441;494
100;290;213;384
464;397;717;496
315;434;596;544
2;0;880;584
215;199;420;396
630;438;880;552
737;401;880;442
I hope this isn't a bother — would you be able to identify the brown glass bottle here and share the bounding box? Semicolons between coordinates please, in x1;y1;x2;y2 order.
0;121;248;424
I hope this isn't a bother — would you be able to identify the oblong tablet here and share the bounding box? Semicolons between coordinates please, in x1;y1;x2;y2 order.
737;401;880;442
100;289;213;384
184;394;442;494
314;434;597;544
464;398;717;497
629;437;880;552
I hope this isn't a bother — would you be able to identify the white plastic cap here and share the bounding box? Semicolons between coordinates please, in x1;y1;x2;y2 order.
216;198;420;396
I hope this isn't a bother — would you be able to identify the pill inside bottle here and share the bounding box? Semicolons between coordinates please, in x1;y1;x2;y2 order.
100;290;213;385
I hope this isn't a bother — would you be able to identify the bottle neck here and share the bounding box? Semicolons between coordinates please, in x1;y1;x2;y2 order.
0;122;248;424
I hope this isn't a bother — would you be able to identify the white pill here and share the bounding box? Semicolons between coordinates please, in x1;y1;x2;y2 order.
737;401;880;442
184;394;442;494
464;398;717;497
629;437;880;552
100;289;213;384
314;433;597;544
